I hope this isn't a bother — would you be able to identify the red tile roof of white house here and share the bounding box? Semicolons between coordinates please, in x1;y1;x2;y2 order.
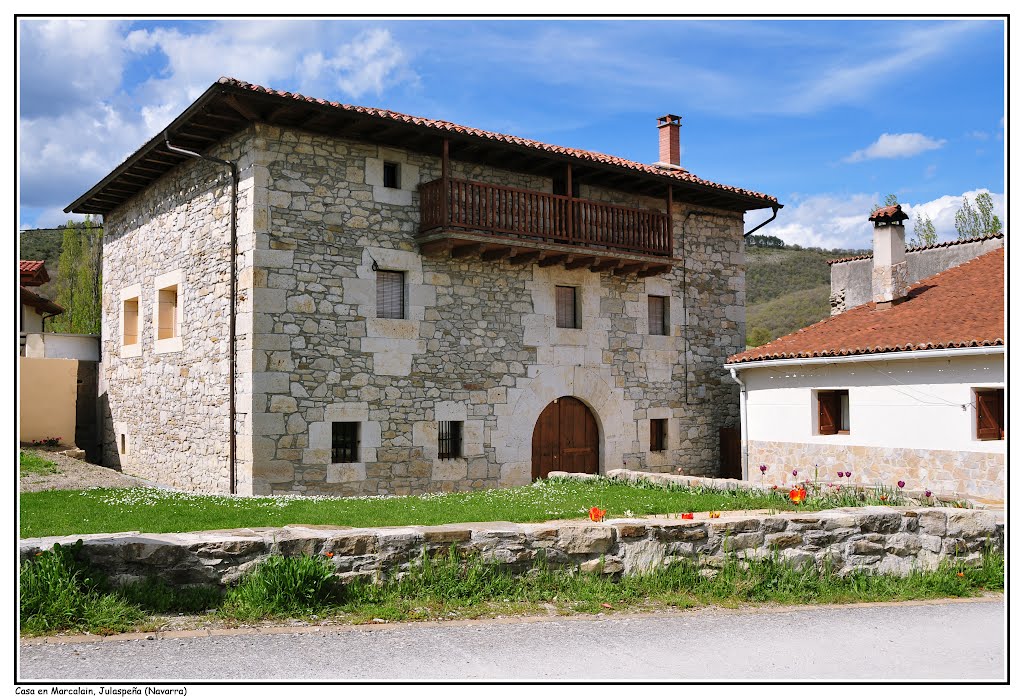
728;247;1004;364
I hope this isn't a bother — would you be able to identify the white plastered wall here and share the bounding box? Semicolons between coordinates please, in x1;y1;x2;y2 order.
739;352;1004;453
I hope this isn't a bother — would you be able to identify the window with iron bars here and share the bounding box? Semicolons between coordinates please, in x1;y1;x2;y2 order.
438;421;463;459
332;422;360;463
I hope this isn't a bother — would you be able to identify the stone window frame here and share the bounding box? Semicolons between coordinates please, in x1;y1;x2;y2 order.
119;284;142;358
382;161;401;189
647;295;669;336
365;147;420;206
640;407;677;464
306;403;383;485
413;401;485;464
152;269;184;355
113;420;131;465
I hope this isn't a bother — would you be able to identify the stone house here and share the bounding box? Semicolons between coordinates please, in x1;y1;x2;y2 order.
65;77;780;496
726;205;1004;500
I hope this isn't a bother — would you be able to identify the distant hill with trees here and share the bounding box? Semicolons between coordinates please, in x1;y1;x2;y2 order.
745;241;869;348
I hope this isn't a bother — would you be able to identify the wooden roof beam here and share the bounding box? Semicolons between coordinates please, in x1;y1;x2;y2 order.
538;254;568;268
508;250;542;265
481;245;516;262
222;94;262;121
451;242;484;259
564;256;597;270
419;239;454;256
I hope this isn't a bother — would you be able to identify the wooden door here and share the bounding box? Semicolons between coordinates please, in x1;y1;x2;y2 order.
532;396;599;480
719;426;742;480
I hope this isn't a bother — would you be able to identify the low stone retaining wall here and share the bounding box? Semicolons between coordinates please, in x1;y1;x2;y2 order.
20;506;1003;588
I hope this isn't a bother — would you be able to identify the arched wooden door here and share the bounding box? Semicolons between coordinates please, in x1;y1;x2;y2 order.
532;396;600;480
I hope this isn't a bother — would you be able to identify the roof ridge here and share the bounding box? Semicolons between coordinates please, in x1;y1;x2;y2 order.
826;232;1004;265
216;77;778;205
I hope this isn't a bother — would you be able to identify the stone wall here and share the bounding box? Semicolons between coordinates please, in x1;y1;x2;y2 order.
829;235;1004;313
100;130;259;493
19;505;1003;588
243;124;744;495
747;440;1005;502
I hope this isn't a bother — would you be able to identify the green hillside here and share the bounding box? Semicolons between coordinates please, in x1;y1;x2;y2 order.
744;243;868;347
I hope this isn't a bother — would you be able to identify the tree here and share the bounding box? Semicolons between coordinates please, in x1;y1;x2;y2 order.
910;213;937;247
50;217;102;334
870;193;899;214
955;192;1002;240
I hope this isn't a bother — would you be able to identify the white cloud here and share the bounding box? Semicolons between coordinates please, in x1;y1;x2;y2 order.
19;20;416;226
298;29;411;99
746;189;1005;251
844;133;946;163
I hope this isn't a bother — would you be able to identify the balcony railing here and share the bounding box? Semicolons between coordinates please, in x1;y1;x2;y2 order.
419;178;673;257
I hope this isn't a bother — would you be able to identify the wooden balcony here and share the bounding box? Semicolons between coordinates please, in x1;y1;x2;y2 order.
417;177;675;276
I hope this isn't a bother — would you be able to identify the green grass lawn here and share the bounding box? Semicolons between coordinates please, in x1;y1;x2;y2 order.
19;451;60;478
19;478;841;538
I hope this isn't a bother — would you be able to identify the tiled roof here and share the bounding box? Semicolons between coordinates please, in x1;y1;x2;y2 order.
20;286;63;315
220;78;778;205
19;260;49;286
868;204;908;223
728;248;1004;364
826;232;1004;265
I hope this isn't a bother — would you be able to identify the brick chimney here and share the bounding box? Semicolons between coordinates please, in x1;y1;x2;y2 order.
657;114;682;167
869;204;910;309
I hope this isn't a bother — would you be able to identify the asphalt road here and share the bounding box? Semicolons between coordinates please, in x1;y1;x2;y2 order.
20;598;1005;682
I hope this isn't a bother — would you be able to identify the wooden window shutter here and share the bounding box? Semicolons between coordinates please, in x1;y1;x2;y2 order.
377;270;405;319
648;296;667;335
556;286;577;328
976;390;1004;440
818;392;838;435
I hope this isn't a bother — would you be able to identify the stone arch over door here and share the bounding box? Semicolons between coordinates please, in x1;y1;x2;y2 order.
493;365;635;486
532;396;600;480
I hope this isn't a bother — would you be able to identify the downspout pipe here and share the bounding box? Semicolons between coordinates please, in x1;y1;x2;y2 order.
743;204;781;237
728;367;749;481
164;133;238;495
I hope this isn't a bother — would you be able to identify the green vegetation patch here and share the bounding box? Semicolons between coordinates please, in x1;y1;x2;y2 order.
21;543;1003;635
20;451;60;478
16;477;915;538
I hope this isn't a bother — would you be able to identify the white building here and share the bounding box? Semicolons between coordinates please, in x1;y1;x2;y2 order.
725;205;1004;501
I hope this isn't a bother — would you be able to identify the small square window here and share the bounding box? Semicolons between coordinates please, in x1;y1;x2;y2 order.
817;390;850;435
123;297;139;346
376;270;405;319
975;388;1004;441
555;286;579;329
383;162;400;189
650;419;668;452
332;422;360;463
157;285;179;340
438;421;462;459
648;295;668;335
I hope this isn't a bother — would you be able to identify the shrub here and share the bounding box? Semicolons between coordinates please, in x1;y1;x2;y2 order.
222;555;337;620
20;541;143;635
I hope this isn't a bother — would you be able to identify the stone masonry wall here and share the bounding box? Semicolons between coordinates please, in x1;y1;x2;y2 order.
244;124;744;495
20;502;1003;588
101;130;259;493
748;440;1006;502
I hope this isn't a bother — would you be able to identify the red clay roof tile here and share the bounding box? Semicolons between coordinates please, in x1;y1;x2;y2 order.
728;247;1004;364
219;78;778;206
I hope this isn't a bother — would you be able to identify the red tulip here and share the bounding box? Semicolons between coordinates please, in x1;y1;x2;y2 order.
589;506;607;522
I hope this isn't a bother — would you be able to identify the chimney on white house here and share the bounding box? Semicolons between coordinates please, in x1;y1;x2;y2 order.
869;204;910;309
656;114;682;168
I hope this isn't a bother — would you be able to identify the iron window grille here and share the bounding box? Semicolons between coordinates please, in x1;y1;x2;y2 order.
438;421;463;459
332;422;360;463
377;270;405;319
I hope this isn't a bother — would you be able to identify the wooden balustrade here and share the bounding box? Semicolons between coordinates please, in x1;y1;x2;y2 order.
419;178;672;257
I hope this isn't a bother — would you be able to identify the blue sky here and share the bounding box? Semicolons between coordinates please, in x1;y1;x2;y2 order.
18;17;1006;249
